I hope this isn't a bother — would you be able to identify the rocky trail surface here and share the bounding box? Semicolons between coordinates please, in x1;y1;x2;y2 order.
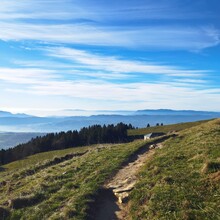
90;139;166;220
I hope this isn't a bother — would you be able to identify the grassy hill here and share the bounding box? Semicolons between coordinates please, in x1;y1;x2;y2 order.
129;119;220;220
0;140;155;219
127;119;211;136
0;119;219;219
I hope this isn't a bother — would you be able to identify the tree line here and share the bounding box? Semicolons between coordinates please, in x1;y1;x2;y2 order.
0;123;134;165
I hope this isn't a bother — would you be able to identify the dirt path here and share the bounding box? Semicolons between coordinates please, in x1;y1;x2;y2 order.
90;140;165;220
106;148;156;219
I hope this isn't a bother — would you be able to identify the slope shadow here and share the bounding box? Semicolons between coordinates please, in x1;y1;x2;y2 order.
87;188;120;220
0;167;6;172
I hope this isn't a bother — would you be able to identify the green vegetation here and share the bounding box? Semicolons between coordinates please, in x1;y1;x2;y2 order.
1;119;219;220
128;119;211;136
129;119;220;220
0;139;154;219
0;123;134;166
1;146;90;176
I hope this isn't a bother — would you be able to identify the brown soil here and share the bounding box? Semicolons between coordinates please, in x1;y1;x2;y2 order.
89;138;167;220
105;147;155;219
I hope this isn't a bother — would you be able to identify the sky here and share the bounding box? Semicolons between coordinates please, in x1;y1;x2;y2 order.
0;0;220;116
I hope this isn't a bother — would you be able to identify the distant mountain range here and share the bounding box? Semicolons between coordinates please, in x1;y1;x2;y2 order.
0;109;220;149
135;109;220;116
0;110;30;118
0;109;220;133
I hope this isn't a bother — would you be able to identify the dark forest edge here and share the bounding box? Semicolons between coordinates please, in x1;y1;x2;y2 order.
0;123;134;166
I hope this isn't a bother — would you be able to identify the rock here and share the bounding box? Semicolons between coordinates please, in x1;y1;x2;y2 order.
115;192;129;204
149;144;156;150
113;182;135;193
121;177;134;185
107;183;122;189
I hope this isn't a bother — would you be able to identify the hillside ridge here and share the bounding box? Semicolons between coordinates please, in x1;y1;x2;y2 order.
0;119;219;219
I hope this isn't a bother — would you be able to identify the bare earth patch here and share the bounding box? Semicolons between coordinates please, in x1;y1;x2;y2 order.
92;142;164;220
108;149;155;219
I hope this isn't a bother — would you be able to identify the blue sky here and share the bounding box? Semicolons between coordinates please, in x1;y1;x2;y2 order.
0;0;220;116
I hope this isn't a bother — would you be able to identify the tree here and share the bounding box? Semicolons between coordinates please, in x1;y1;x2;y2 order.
0;122;135;166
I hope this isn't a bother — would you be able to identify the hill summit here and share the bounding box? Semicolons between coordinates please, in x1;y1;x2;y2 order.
0;119;219;219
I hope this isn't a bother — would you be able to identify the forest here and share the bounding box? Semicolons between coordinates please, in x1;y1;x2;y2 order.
0;123;134;165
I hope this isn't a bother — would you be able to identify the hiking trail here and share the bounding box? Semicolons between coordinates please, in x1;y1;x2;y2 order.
90;139;165;220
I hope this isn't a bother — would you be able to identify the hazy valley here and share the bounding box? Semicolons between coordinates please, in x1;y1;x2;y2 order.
1;109;220;150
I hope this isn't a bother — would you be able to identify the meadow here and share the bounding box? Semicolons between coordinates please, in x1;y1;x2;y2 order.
129;119;220;220
0;119;219;219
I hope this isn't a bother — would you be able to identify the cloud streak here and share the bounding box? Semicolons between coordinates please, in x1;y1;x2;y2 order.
4;75;220;111
0;0;219;50
1;0;216;23
0;0;200;21
0;64;219;112
0;21;219;50
0;68;59;84
0;0;219;113
46;47;207;77
0;65;212;102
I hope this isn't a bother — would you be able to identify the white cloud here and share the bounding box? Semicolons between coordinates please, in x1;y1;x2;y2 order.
46;47;207;77
0;66;214;102
11;46;209;82
0;68;59;84
0;0;219;50
0;65;219;113
3;78;220;111
0;0;212;23
0;0;219;113
0;65;210;102
0;21;219;50
0;0;85;20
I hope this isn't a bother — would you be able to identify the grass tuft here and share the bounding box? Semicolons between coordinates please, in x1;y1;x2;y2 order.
201;161;220;174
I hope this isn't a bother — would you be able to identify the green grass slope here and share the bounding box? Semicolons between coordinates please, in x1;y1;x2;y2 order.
1;146;91;175
0;140;157;220
129;119;220;220
128;119;211;136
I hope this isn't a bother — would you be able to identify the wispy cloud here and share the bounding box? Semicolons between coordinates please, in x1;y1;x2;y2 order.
0;0;212;22
9;46;210;86
0;64;219;112
0;0;219;50
0;0;219;113
46;47;207;77
0;0;85;20
0;64;213;102
0;21;219;50
4;76;220;111
0;68;59;84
